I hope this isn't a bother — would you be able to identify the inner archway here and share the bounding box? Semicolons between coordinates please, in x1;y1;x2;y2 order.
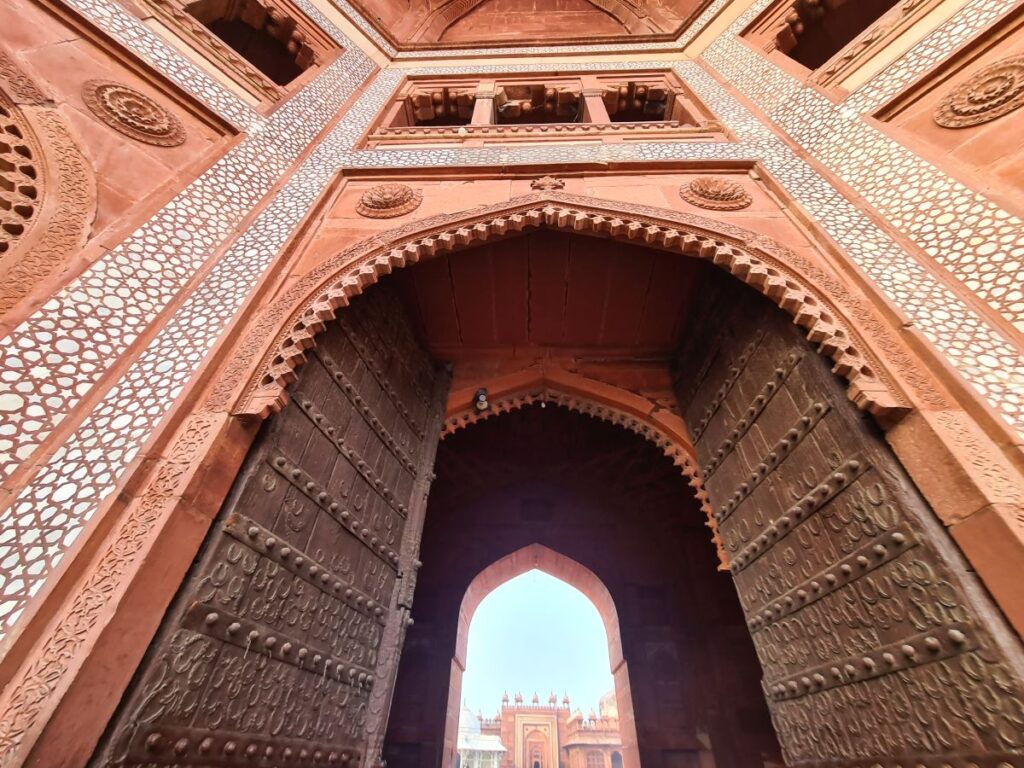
454;549;632;768
383;404;778;768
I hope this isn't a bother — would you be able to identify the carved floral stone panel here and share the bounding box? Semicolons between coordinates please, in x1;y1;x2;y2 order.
0;56;94;319
356;184;423;218
82;80;187;146
934;54;1024;127
679;176;751;209
530;176;565;190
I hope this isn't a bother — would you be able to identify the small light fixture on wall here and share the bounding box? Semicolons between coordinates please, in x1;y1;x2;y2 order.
474;388;490;412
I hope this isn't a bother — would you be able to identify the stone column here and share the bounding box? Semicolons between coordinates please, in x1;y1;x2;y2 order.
580;76;611;124
471;79;497;125
668;90;702;125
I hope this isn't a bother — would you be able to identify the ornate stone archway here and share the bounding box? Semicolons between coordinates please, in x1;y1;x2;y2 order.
210;192;923;427
441;368;724;562
5;189;1022;768
445;544;642;768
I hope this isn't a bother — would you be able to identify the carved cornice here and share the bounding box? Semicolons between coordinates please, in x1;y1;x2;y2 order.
745;0;945;88
136;0;283;102
368;120;724;144
812;0;945;87
209;193;918;427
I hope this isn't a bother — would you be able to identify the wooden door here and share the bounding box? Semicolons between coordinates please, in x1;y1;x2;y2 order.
93;284;450;768
676;281;1024;767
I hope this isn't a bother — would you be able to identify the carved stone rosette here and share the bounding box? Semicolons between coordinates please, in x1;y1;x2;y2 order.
679;176;752;210
530;175;566;191
934;55;1024;128
356;184;423;218
82;80;186;147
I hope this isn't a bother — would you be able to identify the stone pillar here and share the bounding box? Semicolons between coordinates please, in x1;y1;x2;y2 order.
472;79;496;124
668;90;702;125
580;76;611;124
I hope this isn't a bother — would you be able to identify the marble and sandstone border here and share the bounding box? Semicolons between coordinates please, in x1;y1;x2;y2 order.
52;0;261;127
0;0;1024;761
0;0;376;637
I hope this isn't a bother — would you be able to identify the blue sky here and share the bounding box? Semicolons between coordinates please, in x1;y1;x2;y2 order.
461;569;614;716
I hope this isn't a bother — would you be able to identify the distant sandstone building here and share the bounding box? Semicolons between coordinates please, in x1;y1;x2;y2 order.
0;0;1023;766
458;693;624;768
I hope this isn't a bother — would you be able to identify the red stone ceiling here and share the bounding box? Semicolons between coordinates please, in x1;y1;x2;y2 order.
392;230;702;361
355;0;714;49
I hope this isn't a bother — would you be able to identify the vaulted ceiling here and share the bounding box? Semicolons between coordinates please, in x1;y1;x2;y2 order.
356;0;713;49
392;229;702;359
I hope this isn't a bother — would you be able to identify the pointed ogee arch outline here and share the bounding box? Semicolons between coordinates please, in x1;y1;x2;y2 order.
440;368;724;563
448;544;641;768
212;191;915;426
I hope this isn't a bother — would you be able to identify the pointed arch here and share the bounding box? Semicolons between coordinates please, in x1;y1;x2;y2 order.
449;544;640;768
458;544;623;672
441;367;724;564
209;191;919;426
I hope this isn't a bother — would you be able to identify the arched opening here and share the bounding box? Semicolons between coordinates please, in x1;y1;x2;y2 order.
91;196;1024;768
449;550;635;768
384;403;775;768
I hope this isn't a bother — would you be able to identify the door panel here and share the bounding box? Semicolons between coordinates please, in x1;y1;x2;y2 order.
676;283;1024;767
93;284;449;768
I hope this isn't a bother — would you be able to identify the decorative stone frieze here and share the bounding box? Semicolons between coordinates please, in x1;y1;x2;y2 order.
934;55;1024;127
356;184;423;218
81;80;186;146
369;120;718;143
679;177;751;210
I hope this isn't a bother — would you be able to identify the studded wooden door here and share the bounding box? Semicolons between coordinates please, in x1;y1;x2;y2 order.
92;285;450;768
675;284;1024;767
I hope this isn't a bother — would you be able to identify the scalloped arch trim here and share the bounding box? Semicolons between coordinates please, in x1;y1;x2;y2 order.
439;369;727;566
214;192;911;424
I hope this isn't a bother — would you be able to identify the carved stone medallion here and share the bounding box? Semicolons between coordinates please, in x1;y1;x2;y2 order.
934;55;1024;128
530;175;565;191
679;176;752;210
81;80;185;147
356;184;423;218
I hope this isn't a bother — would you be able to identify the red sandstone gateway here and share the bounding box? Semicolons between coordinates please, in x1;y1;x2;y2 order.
0;1;1022;767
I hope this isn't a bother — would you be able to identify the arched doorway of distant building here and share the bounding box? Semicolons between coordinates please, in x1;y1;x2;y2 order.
443;546;638;768
89;194;1024;768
